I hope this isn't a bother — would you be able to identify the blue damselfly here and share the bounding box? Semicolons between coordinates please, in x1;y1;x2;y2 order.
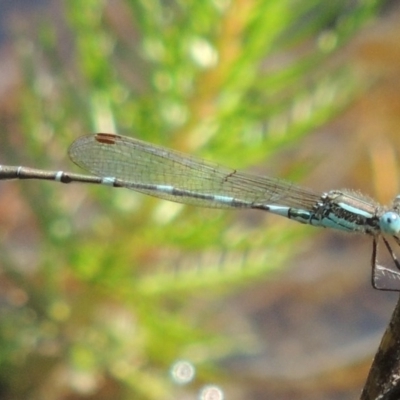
1;133;400;291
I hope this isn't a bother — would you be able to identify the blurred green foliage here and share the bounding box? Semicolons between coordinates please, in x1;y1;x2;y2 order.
0;0;383;399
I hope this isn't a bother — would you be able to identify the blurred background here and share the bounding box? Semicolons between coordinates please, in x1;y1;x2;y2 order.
0;0;400;399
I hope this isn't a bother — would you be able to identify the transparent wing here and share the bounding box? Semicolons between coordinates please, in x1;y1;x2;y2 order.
68;133;320;210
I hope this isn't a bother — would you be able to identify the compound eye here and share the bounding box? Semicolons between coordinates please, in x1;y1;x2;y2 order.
380;211;400;234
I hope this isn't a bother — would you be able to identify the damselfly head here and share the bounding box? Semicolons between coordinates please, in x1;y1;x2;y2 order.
379;211;400;235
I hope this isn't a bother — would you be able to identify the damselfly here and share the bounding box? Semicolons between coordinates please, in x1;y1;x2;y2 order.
1;133;400;291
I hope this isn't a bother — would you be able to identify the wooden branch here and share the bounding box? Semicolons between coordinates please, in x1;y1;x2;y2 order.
361;295;400;400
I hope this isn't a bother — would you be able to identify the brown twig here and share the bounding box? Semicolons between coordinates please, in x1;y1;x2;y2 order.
361;295;400;400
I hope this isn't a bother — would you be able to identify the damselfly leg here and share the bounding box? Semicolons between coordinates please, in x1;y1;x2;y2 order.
372;236;400;291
